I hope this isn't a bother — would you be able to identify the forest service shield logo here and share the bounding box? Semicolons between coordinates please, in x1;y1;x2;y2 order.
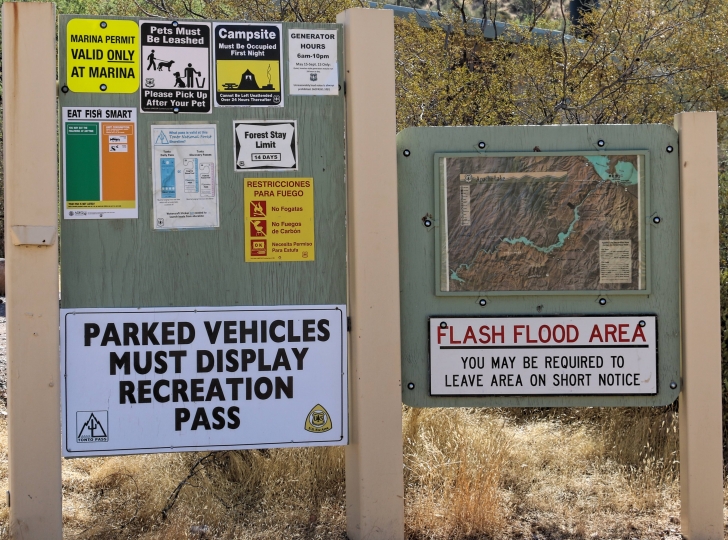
304;404;332;433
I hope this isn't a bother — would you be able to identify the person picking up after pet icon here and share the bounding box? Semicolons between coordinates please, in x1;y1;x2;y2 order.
185;63;202;89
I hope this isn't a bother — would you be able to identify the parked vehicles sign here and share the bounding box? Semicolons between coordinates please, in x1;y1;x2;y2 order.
62;305;348;456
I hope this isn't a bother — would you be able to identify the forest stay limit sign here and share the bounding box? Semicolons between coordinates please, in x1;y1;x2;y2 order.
61;306;347;456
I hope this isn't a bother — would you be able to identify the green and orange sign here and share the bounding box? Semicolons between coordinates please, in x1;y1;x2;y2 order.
62;107;138;219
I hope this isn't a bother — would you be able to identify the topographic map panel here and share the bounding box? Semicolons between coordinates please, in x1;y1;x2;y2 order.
441;154;645;293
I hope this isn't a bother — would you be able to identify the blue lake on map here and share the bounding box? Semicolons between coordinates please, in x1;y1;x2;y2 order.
586;156;639;185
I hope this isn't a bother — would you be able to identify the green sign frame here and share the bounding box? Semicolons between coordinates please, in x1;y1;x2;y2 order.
398;125;680;407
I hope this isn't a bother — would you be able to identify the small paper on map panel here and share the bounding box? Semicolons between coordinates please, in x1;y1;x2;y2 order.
599;240;632;284
440;154;646;293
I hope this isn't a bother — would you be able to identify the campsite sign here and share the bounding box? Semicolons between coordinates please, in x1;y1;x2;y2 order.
213;22;284;107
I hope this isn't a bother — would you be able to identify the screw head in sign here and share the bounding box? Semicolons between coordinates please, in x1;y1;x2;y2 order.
653;216;661;224
598;298;607;305
100;21;107;28
639;320;646;327
478;141;486;149
407;382;415;390
597;140;605;147
423;219;432;228
403;149;411;157
100;84;107;91
172;20;179;27
61;85;69;94
173;107;180;114
479;298;487;306
439;321;447;329
670;381;678;389
666;145;674;153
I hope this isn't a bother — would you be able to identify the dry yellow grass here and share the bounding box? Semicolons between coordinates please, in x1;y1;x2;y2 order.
0;404;717;539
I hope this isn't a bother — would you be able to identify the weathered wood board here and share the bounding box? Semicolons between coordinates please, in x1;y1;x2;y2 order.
58;15;346;309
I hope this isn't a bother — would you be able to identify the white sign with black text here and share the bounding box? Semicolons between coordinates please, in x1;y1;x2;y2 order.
233;120;297;171
140;21;212;113
430;316;657;396
61;305;347;457
287;29;338;95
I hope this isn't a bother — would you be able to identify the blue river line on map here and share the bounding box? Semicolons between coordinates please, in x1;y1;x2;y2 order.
450;157;638;283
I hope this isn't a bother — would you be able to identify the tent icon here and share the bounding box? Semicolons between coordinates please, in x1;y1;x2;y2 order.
237;69;259;90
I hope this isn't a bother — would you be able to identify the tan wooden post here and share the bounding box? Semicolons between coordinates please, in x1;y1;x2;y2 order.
3;3;63;538
675;111;724;539
337;8;405;540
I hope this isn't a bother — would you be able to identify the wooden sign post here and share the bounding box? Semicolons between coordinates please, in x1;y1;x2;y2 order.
3;3;63;538
676;111;724;539
337;8;405;539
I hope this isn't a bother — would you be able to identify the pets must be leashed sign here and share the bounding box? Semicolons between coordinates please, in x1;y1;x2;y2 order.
140;20;212;113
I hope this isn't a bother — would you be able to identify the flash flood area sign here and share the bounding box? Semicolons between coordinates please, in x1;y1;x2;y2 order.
430;316;657;396
141;21;211;113
66;18;140;93
214;22;283;107
61;306;347;457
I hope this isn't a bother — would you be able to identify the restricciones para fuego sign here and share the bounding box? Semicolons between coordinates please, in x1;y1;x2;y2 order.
430;315;656;396
244;178;314;262
61;306;347;457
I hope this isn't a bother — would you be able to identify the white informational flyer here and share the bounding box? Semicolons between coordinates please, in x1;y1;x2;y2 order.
151;124;219;230
287;29;338;95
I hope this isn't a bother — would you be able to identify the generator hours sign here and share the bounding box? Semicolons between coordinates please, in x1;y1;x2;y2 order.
140;20;211;113
66;18;140;93
61;306;347;456
430;316;657;396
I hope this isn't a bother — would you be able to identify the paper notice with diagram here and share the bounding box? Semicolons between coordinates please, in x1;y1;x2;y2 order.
151;124;219;230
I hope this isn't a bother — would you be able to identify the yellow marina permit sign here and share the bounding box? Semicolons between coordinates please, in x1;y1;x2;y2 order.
67;19;139;93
